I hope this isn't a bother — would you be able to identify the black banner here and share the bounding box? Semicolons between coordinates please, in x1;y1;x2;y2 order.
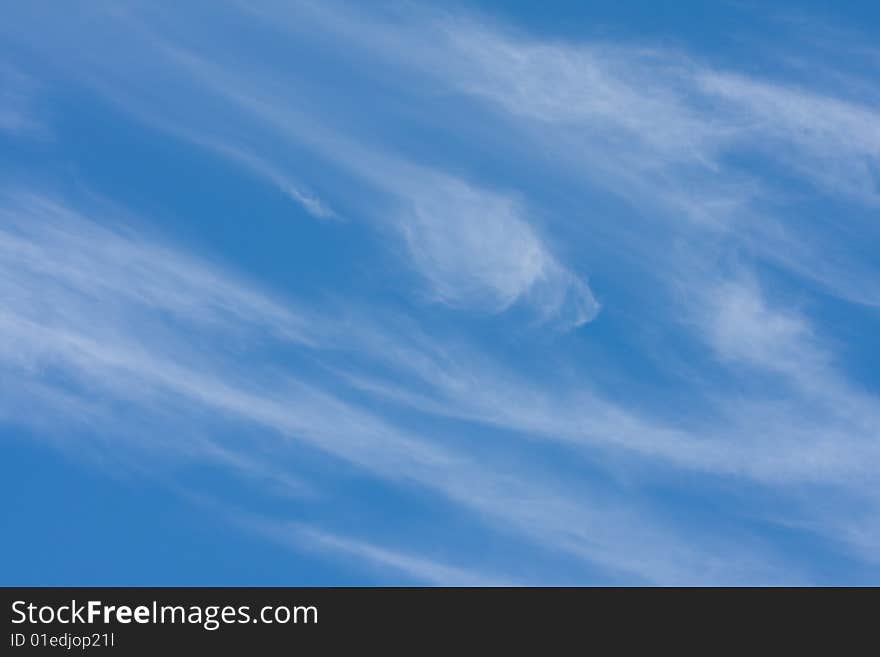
0;587;870;652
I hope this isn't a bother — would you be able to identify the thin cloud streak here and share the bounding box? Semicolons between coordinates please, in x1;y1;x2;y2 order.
251;521;519;586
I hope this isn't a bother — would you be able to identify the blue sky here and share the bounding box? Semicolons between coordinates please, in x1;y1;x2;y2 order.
1;0;879;585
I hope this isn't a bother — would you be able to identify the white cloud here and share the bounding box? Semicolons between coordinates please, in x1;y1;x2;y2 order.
0;193;320;345
193;141;337;220
159;42;597;326
396;174;598;326
4;1;879;582
249;522;517;586
274;3;880;309
0;191;797;584
3;11;596;329
698;71;880;203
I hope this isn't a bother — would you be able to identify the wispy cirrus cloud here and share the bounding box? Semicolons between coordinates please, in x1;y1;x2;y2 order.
3;1;880;584
0;5;596;329
697;71;880;203
245;521;519;586
0;191;804;584
389;173;598;325
272;2;880;308
155;41;600;327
